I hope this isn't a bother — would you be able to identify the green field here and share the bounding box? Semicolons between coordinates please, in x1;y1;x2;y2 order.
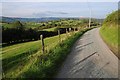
24;22;41;29
2;33;68;78
2;23;14;28
42;27;57;31
2;19;96;30
2;22;40;29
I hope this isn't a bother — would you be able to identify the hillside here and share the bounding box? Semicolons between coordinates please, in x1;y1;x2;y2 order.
100;10;120;58
0;16;61;23
0;16;104;23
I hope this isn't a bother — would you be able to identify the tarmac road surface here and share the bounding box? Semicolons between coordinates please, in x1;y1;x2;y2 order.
56;28;118;78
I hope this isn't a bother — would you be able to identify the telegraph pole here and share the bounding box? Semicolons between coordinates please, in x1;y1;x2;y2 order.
87;0;91;28
89;9;91;28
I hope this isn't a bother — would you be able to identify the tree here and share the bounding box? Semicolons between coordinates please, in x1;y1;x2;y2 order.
13;21;24;30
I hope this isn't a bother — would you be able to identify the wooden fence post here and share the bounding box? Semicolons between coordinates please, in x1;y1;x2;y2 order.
69;28;71;32
58;30;61;43
78;27;80;31
40;35;45;54
74;27;75;33
69;28;71;36
66;28;68;37
45;45;48;53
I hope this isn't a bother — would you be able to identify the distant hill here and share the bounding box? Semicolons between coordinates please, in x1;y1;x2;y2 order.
0;16;62;23
0;16;104;23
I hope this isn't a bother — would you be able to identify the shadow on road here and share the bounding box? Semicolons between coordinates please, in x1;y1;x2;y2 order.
76;42;94;49
74;52;97;66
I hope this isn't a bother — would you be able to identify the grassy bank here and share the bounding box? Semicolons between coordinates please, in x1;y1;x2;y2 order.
43;27;57;31
100;10;120;58
100;24;119;56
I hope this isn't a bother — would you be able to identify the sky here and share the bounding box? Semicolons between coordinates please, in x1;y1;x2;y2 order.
1;0;119;18
1;0;119;2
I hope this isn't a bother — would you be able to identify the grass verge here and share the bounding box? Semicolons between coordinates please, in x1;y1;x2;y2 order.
100;24;119;58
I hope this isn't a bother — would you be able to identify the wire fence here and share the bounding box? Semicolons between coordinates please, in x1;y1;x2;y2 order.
40;27;80;54
2;27;85;78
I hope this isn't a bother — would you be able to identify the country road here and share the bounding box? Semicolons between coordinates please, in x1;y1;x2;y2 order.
56;28;119;78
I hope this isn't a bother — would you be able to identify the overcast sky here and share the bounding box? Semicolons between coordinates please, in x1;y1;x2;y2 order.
1;0;119;2
1;0;119;18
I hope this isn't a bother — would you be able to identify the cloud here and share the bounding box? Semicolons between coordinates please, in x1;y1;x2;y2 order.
2;2;118;18
32;11;69;17
46;11;68;14
33;13;49;17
